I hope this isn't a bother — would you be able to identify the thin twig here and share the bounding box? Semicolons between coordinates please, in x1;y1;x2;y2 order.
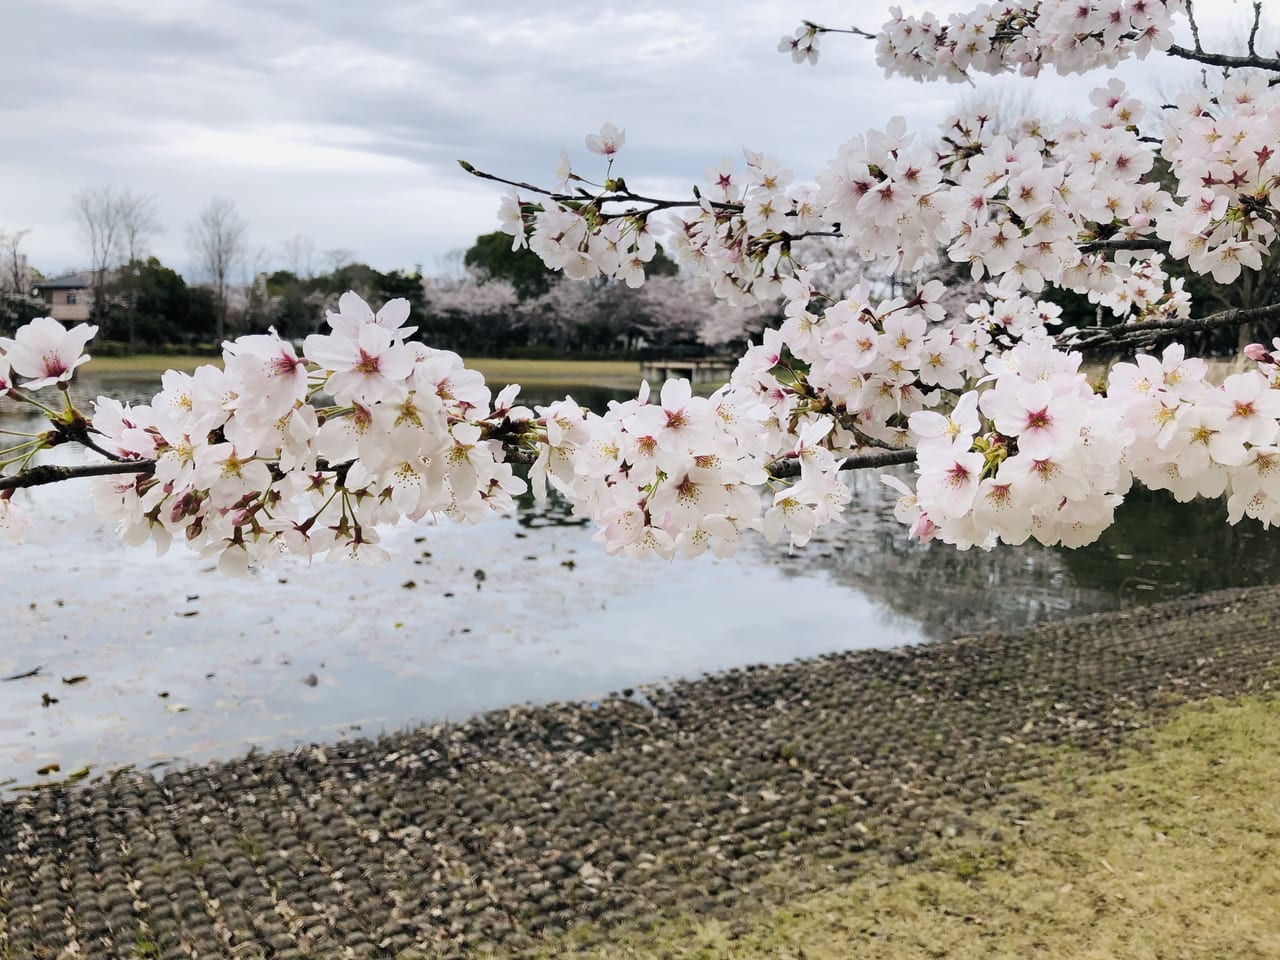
802;21;877;41
459;162;742;215
1186;0;1204;54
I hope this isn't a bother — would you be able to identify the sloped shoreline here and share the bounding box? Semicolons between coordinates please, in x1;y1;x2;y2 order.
3;585;1278;958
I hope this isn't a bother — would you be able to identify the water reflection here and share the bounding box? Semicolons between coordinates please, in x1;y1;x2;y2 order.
762;468;1280;640
4;371;1278;787
2;374;923;787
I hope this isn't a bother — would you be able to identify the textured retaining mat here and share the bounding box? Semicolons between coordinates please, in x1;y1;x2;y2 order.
2;584;1279;958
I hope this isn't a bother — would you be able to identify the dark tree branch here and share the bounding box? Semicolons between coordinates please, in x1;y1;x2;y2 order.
767;447;916;479
1076;237;1168;254
1065;301;1280;355
0;460;154;492
1;440;920;496
1166;43;1280;73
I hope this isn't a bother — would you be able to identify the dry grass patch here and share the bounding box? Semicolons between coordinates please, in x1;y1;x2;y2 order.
86;354;219;373
530;697;1280;960
463;358;642;391
85;355;643;387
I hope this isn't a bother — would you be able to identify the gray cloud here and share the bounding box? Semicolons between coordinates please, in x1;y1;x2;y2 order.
1;0;1267;281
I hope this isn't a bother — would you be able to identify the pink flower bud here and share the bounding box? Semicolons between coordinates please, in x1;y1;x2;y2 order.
1244;343;1274;364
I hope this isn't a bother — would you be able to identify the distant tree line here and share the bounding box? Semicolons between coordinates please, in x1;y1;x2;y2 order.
5;199;779;356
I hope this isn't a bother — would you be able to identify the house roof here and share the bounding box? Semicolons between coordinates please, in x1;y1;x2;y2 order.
33;271;93;291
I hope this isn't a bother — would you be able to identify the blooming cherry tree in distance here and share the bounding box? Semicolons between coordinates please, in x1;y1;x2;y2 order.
6;1;1280;571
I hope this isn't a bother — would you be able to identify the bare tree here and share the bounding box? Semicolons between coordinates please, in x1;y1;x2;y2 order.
281;233;316;280
71;186;126;322
322;247;355;274
188;197;247;342
118;191;162;265
434;248;468;284
71;186;162;339
0;228;33;294
117;191;162;349
0;228;42;331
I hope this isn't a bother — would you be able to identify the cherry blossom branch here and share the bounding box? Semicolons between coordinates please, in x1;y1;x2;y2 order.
0;437;918;494
801;21;877;40
459;161;741;215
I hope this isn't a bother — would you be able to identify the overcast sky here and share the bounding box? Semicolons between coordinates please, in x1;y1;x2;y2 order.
2;1;1270;283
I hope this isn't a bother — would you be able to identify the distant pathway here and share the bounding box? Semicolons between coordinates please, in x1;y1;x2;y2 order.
3;585;1279;959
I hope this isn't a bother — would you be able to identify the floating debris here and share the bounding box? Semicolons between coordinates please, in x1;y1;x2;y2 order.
2;665;42;682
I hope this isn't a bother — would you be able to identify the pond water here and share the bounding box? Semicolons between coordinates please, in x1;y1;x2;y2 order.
3;371;1279;788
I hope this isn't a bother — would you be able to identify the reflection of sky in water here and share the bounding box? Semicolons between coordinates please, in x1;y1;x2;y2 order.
1;373;922;786
5;371;1280;787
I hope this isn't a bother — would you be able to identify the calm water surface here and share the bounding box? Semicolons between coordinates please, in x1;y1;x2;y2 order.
2;371;1278;787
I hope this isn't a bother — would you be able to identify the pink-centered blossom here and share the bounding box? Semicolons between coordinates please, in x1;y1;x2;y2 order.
0;316;98;390
585;123;625;156
305;322;415;406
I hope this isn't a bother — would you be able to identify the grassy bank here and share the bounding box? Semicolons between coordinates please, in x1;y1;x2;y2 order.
83;354;644;389
539;695;1280;959
86;353;220;373
463;358;641;391
6;585;1278;958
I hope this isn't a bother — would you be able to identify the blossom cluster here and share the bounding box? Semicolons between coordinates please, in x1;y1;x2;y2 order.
4;288;1280;568
505;68;1280;337
897;340;1280;549
497;124;660;289
1158;74;1280;286
871;0;1184;82
1;299;529;569
0;307;854;563
7;2;1280;567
